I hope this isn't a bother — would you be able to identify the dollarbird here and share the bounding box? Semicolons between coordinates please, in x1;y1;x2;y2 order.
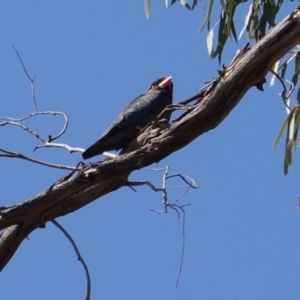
82;76;173;159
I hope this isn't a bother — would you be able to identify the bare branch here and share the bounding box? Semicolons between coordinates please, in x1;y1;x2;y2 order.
270;69;293;111
0;148;77;170
175;206;186;289
12;45;38;111
33;143;117;159
167;174;199;189
126;180;164;192
1;111;69;143
0;119;46;143
126;166;194;288
1;7;300;272
34;142;85;153
51;220;91;300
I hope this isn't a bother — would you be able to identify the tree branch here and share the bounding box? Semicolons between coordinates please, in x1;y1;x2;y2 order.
1;6;300;271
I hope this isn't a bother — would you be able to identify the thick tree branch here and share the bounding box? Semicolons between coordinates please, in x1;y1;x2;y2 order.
1;7;300;271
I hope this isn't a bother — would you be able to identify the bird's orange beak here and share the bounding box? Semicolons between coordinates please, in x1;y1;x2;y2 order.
158;76;172;88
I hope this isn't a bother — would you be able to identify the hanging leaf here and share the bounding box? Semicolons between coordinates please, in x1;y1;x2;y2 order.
144;0;151;19
206;28;214;55
197;0;215;33
226;0;234;37
288;110;296;141
273;111;293;149
239;3;252;40
212;10;229;61
191;0;198;9
270;60;280;87
257;15;266;40
291;51;300;86
292;107;300;146
284;143;292;175
230;19;238;42
280;61;287;79
297;87;300;105
276;0;285;13
263;0;276;26
179;0;191;9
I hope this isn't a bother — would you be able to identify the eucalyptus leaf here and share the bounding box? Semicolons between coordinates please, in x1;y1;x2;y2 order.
239;3;252;40
144;0;151;19
273;112;292;149
179;0;191;9
206;28;214;55
197;0;215;33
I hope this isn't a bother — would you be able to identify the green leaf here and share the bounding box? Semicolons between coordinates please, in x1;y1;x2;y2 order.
279;61;287;79
276;0;285;13
239;3;252;40
291;51;300;86
144;0;151;19
179;0;191;9
197;0;215;33
226;0;234;37
297;87;300;105
270;60;280;87
291;73;299;87
288;110;296;141
273;112;292;149
257;15;266;40
247;0;261;40
212;10;229;61
295;51;300;73
230;19;238;43
191;0;198;9
284;144;291;175
263;0;276;26
206;28;214;55
292;106;300;147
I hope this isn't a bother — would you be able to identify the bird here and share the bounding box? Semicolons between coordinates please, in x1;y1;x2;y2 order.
82;76;173;159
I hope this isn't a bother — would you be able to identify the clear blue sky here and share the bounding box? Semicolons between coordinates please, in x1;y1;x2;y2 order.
1;1;300;299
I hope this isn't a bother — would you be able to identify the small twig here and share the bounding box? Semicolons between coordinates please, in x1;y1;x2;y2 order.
4;47;71;158
51;220;91;300
1;111;69;143
178;81;216;106
12;45;38;111
0;120;46;143
155;104;195;123
0;148;77;170
167;174;199;189
126;166;198;289
270;69;294;111
126;180;164;192
173;186;191;204
35;142;85;153
176;207;186;289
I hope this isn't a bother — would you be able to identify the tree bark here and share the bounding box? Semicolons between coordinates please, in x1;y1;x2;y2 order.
1;6;300;271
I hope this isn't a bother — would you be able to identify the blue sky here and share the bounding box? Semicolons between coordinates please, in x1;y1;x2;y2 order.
1;1;300;299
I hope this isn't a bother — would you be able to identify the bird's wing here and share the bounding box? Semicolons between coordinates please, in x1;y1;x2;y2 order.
100;89;164;138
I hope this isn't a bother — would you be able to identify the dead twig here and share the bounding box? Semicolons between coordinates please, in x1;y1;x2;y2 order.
34;142;85;153
0;147;77;170
126;166;198;289
270;69;294;111
51;220;91;300
12;45;38;111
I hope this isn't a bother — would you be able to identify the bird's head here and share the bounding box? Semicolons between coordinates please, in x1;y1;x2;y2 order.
147;76;173;95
